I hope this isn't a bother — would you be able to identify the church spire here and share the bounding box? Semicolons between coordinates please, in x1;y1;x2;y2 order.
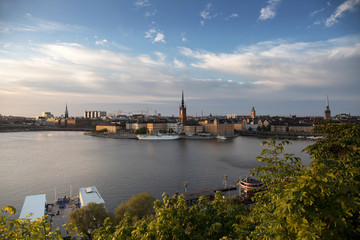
181;90;185;108
324;95;331;120
65;103;69;118
179;91;186;124
326;95;329;108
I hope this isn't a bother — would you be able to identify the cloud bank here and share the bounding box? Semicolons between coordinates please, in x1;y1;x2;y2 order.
1;36;359;116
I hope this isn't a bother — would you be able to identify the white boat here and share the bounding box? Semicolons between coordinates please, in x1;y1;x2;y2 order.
216;135;227;140
137;134;180;140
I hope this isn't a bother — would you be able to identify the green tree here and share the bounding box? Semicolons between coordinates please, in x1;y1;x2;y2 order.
250;121;360;239
135;127;148;134
68;202;108;239
0;206;64;239
113;192;155;225
94;192;251;239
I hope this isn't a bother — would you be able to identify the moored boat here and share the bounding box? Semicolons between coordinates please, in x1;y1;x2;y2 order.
238;177;265;198
216;135;227;140
137;134;180;140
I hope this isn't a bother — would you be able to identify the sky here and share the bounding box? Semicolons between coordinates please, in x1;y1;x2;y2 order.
0;0;359;117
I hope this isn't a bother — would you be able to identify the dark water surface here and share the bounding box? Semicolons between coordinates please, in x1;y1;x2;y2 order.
0;131;312;216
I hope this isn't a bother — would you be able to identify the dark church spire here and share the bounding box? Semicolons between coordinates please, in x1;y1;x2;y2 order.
179;91;186;124
324;95;331;120
65;103;69;118
181;90;185;108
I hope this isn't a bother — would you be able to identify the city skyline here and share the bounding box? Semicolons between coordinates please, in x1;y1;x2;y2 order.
1;0;359;117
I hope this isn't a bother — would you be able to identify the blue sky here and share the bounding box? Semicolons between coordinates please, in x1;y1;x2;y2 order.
0;0;359;117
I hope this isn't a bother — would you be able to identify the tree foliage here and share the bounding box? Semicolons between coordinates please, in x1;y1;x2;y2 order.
68;202;108;239
94;192;251;239
0;206;63;239
113;192;155;225
250;121;360;239
135;127;148;134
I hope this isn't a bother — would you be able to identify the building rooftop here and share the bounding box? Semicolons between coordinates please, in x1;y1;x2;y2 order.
79;186;105;207
19;194;46;221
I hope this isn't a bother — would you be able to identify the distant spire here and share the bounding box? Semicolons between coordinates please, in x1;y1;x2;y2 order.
326;95;329;108
181;90;185;108
324;95;331;120
65;102;69;118
325;95;330;113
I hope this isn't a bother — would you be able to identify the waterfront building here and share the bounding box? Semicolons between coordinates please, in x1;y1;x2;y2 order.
270;122;288;133
19;194;46;221
126;121;147;132
96;123;122;133
179;91;187;124
183;124;204;136
199;119;234;136
84;111;107;119
234;120;247;131
79;186;105;207
324;96;331;120
147;122;167;134
288;124;314;133
167;122;183;133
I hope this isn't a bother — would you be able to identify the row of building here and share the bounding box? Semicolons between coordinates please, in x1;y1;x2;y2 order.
5;93;358;135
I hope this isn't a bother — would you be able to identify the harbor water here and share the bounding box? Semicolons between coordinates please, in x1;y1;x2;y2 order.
0;131;313;216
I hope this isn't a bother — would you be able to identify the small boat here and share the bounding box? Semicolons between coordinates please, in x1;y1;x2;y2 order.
137;134;180;140
216;135;227;140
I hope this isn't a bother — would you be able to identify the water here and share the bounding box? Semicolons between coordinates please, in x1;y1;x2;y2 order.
0;131;312;216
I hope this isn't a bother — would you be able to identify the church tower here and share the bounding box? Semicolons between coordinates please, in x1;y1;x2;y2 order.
65;103;69;119
324;96;331;120
179;91;187;124
251;106;256;119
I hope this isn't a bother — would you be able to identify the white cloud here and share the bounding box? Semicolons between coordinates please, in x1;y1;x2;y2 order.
181;32;187;42
180;36;360;89
325;0;360;27
145;9;157;17
135;0;150;7
0;14;85;33
95;39;108;46
310;8;324;17
145;28;165;43
259;0;282;21
200;3;218;25
229;13;239;18
173;58;185;69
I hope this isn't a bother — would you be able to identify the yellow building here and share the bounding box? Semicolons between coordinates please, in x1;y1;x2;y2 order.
146;122;167;134
96;124;121;133
234;121;247;131
183;125;203;135
199;119;234;136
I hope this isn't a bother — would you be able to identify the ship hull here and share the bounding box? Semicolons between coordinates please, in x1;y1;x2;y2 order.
136;134;180;140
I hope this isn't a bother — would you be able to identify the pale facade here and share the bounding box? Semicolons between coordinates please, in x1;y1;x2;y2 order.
199;119;234;135
183;125;203;135
288;125;314;133
271;125;287;133
126;122;147;132
167;122;183;133
96;125;121;133
234;121;247;131
147;122;167;134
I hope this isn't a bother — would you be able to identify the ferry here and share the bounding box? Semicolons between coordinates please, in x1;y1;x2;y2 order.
137;134;180;140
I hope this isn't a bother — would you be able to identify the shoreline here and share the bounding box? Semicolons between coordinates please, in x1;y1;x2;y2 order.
0;126;325;140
